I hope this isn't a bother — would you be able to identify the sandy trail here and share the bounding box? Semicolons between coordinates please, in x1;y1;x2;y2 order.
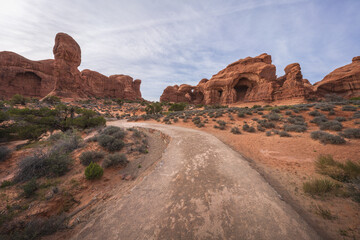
72;121;320;240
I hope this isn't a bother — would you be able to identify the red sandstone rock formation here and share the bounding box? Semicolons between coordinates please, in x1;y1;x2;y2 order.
0;52;55;98
314;56;360;98
0;33;142;100
160;54;316;104
273;63;315;100
160;54;360;104
160;78;207;104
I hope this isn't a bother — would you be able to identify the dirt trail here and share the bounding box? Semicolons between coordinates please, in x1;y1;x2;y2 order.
72;121;320;240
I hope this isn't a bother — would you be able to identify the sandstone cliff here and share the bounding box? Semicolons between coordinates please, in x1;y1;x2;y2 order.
0;33;142;100
160;54;360;104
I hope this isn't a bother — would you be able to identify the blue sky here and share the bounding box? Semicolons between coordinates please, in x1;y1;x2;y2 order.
1;0;359;101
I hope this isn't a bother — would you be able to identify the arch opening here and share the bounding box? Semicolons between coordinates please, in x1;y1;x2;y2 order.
234;77;252;102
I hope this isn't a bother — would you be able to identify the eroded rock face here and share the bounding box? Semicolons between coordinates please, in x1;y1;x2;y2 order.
160;53;316;104
0;33;142;100
314;56;360;98
0;52;55;98
160;79;207;104
273;63;315;100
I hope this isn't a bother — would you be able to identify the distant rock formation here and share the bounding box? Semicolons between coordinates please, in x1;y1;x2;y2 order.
0;33;142;100
314;56;360;98
160;54;360;104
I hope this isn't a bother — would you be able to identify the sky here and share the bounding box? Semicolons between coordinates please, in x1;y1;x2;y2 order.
1;0;359;101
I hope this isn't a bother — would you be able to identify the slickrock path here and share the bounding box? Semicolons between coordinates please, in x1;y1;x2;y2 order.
72;121;320;240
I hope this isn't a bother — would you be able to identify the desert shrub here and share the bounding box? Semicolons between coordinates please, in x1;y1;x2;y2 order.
309;110;322;116
66;110;106;129
85;162;103;180
315;155;360;182
335;116;347;122
314;206;337;220
283;124;307;132
342;105;357;111
15;143;73;183
340;128;360;139
169;102;187;111
310;115;328;125
50;131;83;153
243;124;255;133
102;153;128;168
230;127;241;134
101;126;126;138
264;112;281;121
266;131;272;136
43;95;61;104
237;112;245;118
0;146;11;162
11;94;28;105
214;120;226;130
80;151;105;166
97;134;125;152
0;111;9;123
257;120;275;129
353;111;360;119
145;102;162;114
303;179;337;196
310;131;346;145
316;103;334;112
257;125;265;132
285;111;292;115
22;179;38;198
319;120;343;131
132;129;142;138
279;131;291;137
9;215;66;239
1;180;13;190
324;93;345;102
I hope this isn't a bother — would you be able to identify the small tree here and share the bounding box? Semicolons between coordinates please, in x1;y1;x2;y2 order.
85;162;104;180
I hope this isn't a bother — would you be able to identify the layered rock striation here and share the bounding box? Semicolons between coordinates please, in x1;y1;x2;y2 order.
0;33;142;100
313;57;360;98
161;54;360;104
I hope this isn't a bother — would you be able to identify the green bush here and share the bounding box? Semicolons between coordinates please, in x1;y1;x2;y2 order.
11;94;28;105
0;111;9;123
0;180;13;188
80;151;105;166
102;153;128;168
303;179;337;196
145;102;162;114
43;95;61;104
169;102;187;111
23;179;38;198
85;162;104;180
